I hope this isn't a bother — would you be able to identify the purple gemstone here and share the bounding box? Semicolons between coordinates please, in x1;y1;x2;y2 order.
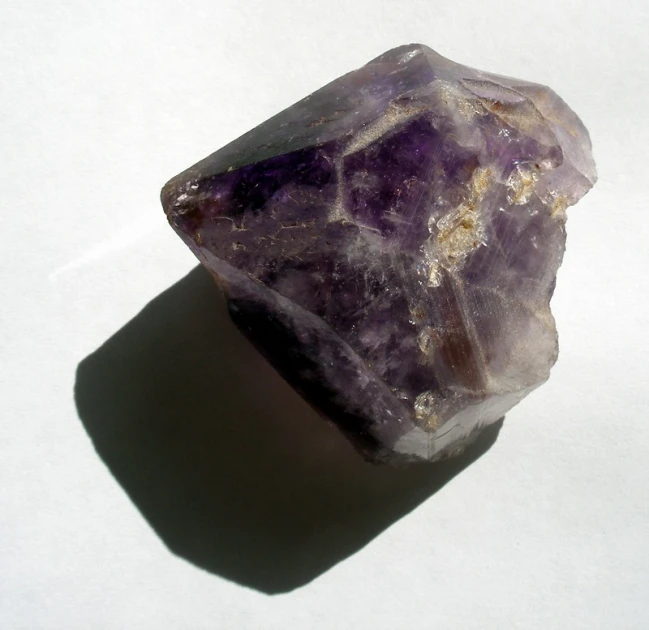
161;44;596;464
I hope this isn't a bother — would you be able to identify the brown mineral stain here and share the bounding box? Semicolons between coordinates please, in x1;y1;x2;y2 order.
550;195;568;220
307;116;333;128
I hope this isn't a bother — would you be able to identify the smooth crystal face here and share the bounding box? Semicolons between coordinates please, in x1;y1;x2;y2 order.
162;44;596;464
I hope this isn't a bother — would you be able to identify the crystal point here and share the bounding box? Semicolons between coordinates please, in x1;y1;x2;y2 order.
162;44;596;464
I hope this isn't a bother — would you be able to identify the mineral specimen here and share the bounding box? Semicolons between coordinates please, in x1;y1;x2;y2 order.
162;44;596;464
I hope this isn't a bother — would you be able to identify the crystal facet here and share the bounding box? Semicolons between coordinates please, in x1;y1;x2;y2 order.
162;44;596;464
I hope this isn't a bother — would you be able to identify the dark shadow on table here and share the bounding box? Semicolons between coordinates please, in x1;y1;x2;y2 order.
74;266;503;594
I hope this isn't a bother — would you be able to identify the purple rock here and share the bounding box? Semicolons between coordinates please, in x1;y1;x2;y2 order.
161;44;596;464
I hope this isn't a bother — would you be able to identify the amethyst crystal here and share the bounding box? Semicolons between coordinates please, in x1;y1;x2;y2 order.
162;44;596;464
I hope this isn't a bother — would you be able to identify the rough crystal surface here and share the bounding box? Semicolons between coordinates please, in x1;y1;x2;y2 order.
162;44;596;464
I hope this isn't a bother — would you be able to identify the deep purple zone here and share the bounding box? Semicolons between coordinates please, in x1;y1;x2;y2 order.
343;117;439;239
342;116;494;248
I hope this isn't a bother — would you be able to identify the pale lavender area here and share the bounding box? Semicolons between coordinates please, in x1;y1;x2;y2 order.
162;44;596;463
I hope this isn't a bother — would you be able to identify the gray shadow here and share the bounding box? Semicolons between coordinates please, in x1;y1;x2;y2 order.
74;266;503;594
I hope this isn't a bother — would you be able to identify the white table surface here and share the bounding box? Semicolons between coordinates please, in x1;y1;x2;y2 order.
2;1;648;628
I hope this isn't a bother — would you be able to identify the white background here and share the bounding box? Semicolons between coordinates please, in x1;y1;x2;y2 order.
2;1;648;628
